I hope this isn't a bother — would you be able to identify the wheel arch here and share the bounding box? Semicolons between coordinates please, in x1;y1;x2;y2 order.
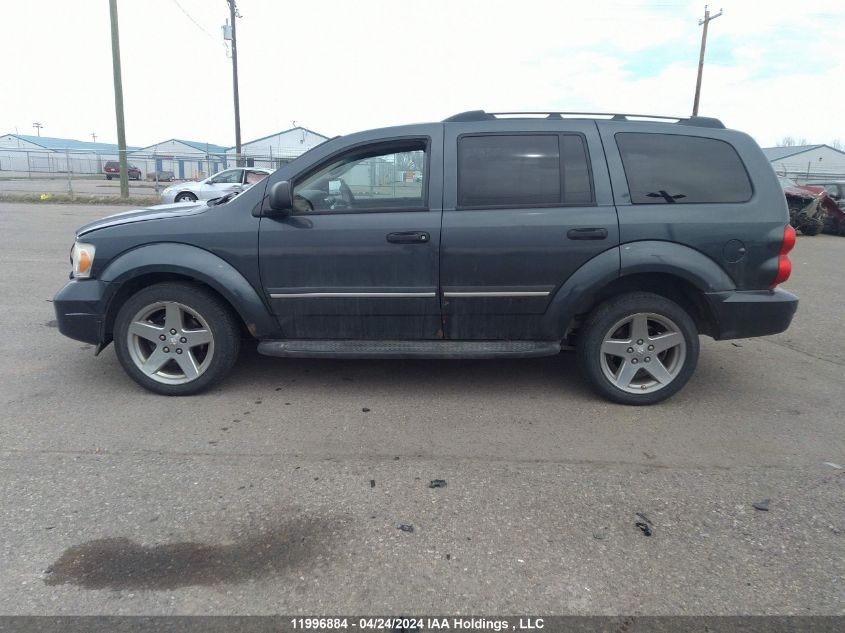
542;242;735;341
99;243;279;344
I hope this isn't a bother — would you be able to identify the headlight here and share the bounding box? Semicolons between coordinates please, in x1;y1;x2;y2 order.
71;242;96;278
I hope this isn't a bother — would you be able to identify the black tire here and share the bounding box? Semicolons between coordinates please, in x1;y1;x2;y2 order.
113;282;241;396
799;221;822;236
106;175;112;180
576;292;699;405
175;192;198;203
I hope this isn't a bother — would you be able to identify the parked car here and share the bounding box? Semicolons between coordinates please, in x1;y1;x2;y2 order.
777;176;831;235
803;181;845;235
54;110;798;405
150;170;175;182
103;160;141;181
159;167;272;203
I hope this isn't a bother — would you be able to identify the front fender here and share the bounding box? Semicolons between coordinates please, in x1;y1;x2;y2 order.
99;243;279;339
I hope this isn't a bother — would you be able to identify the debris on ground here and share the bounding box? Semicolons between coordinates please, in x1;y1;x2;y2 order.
446;553;451;560
635;512;653;536
429;479;447;488
398;524;414;533
362;407;371;412
635;522;652;536
593;532;607;540
823;462;842;469
731;342;743;347
370;479;375;488
752;499;770;511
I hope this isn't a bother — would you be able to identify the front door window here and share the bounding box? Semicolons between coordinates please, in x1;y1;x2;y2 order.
292;141;427;213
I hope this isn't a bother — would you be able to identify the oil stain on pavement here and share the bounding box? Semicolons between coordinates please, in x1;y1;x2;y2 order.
44;516;344;590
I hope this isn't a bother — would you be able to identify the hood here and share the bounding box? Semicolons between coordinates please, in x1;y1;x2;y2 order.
782;184;818;199
76;201;210;237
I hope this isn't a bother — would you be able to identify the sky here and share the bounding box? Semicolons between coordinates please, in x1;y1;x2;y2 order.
3;0;843;148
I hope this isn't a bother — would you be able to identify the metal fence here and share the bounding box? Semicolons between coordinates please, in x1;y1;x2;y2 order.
0;147;306;197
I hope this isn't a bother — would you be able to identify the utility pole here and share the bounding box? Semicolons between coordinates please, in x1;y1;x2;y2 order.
692;5;723;116
109;0;129;199
91;132;97;143
32;122;43;136
226;0;242;166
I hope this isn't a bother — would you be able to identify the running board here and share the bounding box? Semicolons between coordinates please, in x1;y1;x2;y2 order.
257;339;561;359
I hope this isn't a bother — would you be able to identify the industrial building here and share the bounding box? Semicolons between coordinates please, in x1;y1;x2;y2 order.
1;126;330;179
128;139;229;181
762;144;845;183
226;126;329;168
0;133;138;175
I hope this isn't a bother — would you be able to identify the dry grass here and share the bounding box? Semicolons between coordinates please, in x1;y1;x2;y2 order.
0;192;159;206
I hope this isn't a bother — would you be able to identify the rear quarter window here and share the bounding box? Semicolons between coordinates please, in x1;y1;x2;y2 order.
615;133;752;204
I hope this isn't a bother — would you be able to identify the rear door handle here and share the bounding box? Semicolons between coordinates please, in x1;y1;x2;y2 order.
567;227;608;240
387;231;430;244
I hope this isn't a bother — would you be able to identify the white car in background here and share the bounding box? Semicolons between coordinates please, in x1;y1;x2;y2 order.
160;167;273;203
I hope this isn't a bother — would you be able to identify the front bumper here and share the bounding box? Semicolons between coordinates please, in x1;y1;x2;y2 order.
159;190;177;204
704;288;799;340
53;279;112;346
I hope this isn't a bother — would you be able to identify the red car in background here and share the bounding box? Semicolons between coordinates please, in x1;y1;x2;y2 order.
104;160;142;181
777;176;840;235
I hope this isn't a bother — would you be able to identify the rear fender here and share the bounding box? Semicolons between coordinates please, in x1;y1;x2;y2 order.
540;242;736;338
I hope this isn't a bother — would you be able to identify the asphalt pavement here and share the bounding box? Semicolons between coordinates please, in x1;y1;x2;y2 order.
0;202;842;615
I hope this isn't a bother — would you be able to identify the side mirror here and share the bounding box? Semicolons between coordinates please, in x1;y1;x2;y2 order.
268;180;293;214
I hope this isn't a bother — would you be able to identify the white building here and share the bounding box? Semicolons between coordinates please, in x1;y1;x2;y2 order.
226;127;329;169
0;133;137;175
762;144;845;183
129;139;229;181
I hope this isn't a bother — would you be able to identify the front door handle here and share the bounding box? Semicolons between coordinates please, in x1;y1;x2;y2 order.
567;227;608;240
387;231;430;244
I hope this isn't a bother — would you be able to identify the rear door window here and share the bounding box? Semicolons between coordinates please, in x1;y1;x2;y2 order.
457;134;593;208
615;133;752;204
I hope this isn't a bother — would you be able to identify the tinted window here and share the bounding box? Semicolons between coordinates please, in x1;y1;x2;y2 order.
458;134;593;207
616;133;752;204
459;135;560;207
561;135;592;204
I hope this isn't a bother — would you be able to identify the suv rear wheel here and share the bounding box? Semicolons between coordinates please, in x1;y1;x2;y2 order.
576;292;699;405
114;282;240;395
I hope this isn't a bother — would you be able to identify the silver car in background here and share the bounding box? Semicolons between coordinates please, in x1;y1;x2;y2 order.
160;167;273;203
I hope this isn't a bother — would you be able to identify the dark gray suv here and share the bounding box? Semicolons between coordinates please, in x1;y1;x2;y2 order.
54;111;798;404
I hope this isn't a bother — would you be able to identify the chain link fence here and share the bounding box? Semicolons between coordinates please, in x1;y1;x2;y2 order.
0;147;302;199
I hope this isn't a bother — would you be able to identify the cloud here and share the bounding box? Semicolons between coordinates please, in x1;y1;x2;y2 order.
1;0;842;147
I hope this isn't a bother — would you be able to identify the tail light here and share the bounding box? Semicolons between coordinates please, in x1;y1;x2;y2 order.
770;224;796;288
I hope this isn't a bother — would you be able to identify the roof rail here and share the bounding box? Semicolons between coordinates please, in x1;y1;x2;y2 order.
443;110;725;129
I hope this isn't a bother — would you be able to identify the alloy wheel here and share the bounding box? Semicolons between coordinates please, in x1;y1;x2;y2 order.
599;312;686;394
126;301;215;385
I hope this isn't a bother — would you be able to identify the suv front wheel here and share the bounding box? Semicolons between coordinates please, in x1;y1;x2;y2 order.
114;282;240;395
576;292;699;405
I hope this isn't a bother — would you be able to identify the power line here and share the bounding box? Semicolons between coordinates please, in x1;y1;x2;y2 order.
171;0;216;40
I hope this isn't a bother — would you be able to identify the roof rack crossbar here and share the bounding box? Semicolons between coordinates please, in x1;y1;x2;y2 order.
443;110;725;128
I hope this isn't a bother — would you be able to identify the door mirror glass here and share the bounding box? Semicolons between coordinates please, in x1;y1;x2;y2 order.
268;180;293;214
